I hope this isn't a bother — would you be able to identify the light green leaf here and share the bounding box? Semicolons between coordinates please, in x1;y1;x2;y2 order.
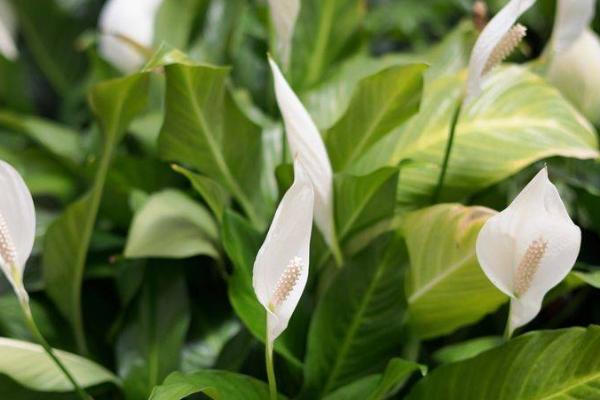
0;337;118;392
407;326;600;399
354;66;599;205
432;336;503;364
221;211;302;368
148;370;279;400
124;190;219;259
570;270;600;289
291;0;365;88
172;165;230;222
154;0;203;50
335;167;399;241
117;267;190;400
302;234;409;397
43;73;149;352
325;64;426;171
158;63;266;228
404;204;506;339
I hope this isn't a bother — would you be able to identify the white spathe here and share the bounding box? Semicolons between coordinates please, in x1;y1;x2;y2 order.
0;0;18;60
253;159;313;343
0;160;36;299
476;167;581;336
268;0;300;69
98;0;163;73
466;0;536;102
268;57;338;256
550;0;595;54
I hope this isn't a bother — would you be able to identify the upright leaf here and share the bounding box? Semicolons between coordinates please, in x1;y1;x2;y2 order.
302;233;409;397
43;73;149;352
407;326;600;400
325;64;425;171
353;66;599;205
404;204;506;339
158;63;266;228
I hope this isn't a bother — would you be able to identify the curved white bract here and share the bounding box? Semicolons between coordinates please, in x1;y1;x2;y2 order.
268;0;300;69
0;0;18;60
551;0;595;54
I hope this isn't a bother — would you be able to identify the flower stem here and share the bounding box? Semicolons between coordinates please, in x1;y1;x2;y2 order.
503;301;513;341
265;340;277;400
19;298;93;400
432;99;463;203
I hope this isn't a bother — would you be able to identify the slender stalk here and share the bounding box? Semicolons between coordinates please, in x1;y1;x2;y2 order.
432;100;463;203
19;298;93;400
265;340;277;400
503;301;513;341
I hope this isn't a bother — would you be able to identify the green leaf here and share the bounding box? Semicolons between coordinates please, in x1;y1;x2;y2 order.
302;233;409;397
354;66;599;205
570;270;600;289
172;165;230;222
148;370;278;400
117;267;190;400
407;326;600;399
404;204;506;339
291;0;365;88
10;0;87;94
221;211;302;368
124;189;219;259
325;64;425;171
0;111;83;164
43;73;149;352
432;336;504;364
0;337;118;392
154;0;203;50
158;63;266;228
335;167;399;241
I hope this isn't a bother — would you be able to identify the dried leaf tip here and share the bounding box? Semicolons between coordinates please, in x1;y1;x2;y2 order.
483;24;527;74
0;212;16;267
270;257;303;308
514;237;547;297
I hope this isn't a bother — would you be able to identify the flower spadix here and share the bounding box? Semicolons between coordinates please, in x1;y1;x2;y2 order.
465;0;536;103
0;0;18;61
268;0;300;70
476;167;580;336
98;0;163;73
269;57;340;262
253;159;313;344
0;160;36;302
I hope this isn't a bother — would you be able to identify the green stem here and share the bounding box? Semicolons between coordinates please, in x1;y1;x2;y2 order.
503;301;513;341
432;100;463;203
19;298;93;400
265;340;277;400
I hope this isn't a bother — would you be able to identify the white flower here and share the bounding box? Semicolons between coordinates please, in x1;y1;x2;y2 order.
268;57;341;262
550;0;595;54
0;0;18;61
0;160;36;302
253;159;313;343
98;0;163;73
465;0;536;103
268;0;300;70
476;167;581;336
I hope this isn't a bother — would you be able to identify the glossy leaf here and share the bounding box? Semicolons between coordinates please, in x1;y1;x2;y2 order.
302;233;409;397
404;204;506;339
407;326;600;399
124;190;219;259
43;73;149;352
148;370;277;400
325;64;425;171
353;66;599;205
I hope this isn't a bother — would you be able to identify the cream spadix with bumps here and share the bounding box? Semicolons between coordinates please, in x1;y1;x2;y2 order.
476;167;580;336
98;0;163;73
465;0;536;103
0;161;36;302
253;159;314;343
269;57;341;262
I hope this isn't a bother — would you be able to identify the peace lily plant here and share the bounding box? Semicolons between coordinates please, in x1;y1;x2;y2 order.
0;161;91;400
98;0;163;73
476;167;581;338
253;159;314;400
